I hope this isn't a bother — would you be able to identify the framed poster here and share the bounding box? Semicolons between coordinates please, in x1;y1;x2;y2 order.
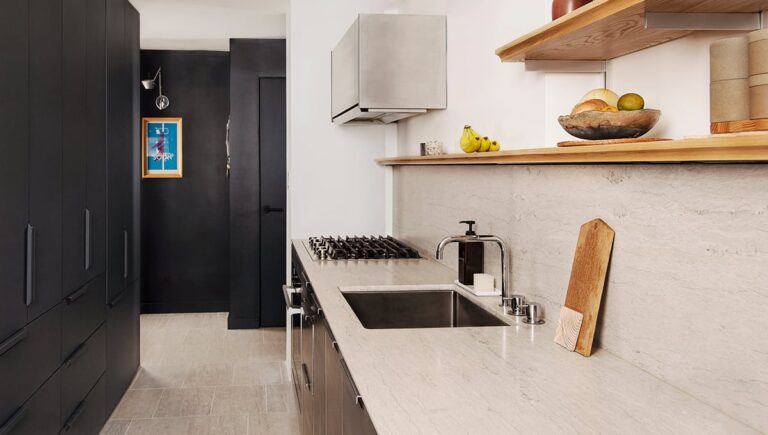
142;117;183;178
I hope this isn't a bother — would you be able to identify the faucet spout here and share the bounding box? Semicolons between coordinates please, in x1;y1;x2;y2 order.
435;235;477;259
435;232;513;311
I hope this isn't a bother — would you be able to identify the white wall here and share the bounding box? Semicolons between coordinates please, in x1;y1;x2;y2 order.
391;0;547;155
394;1;740;152
287;0;394;238
131;0;287;51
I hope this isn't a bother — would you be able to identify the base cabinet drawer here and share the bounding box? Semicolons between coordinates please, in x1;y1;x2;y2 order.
59;374;105;435
61;324;105;426
62;276;106;358
0;303;62;425
0;370;61;435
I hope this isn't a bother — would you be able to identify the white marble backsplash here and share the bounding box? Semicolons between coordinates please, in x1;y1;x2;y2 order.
393;164;768;432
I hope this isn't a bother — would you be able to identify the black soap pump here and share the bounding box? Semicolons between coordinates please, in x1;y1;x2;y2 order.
458;220;484;285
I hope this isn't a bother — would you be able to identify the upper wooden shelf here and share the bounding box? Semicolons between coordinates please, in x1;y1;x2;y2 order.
495;0;768;62
377;134;768;166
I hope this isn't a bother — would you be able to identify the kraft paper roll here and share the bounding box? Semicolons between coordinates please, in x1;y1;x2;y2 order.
710;36;748;81
749;29;768;76
710;79;750;123
750;84;768;119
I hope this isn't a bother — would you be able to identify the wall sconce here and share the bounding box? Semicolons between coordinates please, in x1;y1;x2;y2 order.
141;67;170;110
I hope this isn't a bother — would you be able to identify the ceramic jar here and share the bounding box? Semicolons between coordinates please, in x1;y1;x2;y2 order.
552;0;592;20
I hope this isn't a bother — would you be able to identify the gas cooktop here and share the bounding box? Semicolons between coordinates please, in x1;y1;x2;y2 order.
304;236;421;261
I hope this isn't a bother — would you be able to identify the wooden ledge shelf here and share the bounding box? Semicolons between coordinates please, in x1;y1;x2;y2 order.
495;0;768;62
377;134;768;166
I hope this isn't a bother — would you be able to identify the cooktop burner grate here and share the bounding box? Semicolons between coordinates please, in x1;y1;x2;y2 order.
304;236;421;260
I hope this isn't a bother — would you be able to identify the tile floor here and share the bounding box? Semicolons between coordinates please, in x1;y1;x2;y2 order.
101;312;300;435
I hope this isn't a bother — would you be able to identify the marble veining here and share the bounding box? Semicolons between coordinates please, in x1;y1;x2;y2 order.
293;241;760;434
393;164;768;433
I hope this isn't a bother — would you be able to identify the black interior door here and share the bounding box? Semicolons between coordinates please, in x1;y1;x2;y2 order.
259;77;287;327
0;0;30;341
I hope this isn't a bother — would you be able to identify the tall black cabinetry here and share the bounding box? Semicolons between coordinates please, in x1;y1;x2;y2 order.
105;0;141;417
0;0;140;433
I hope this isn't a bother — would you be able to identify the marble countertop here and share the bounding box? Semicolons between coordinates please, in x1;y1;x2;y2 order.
292;240;757;434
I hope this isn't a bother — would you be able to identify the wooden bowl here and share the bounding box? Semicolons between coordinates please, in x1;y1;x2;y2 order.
558;109;661;140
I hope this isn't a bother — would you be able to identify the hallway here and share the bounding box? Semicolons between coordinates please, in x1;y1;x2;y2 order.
101;313;299;435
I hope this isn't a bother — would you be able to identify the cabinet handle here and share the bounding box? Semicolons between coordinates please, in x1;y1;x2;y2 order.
331;340;339;352
263;205;285;214
62;400;86;431
84;209;91;270
108;290;126;308
340;359;363;407
64;342;87;367
0;328;28;357
301;362;312;392
123;230;128;279
65;285;89;304
0;406;28;435
282;285;302;310
25;224;35;306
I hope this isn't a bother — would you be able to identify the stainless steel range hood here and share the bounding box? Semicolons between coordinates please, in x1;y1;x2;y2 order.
331;14;447;125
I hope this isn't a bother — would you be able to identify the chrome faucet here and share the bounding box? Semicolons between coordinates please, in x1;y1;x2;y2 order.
436;232;517;313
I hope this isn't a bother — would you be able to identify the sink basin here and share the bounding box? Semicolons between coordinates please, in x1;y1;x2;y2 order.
342;290;507;329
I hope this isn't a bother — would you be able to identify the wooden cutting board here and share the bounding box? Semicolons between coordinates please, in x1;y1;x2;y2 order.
564;219;615;357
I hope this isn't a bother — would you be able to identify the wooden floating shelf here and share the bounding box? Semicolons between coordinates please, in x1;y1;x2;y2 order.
377;134;768;166
495;0;768;62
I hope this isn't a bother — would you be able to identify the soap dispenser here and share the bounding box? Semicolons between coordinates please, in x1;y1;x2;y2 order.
458;220;484;285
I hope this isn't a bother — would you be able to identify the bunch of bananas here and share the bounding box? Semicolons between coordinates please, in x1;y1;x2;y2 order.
460;125;501;153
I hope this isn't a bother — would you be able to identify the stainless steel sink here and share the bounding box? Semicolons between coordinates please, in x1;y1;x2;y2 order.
342;290;508;329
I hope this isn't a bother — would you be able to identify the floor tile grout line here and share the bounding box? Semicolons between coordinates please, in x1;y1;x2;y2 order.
151;388;166;419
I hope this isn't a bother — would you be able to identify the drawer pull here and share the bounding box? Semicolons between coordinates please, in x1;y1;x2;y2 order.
64;342;86;367
0;406;27;435
340;359;363;407
62;401;86;432
65;285;89;304
108;290;126;308
0;328;27;357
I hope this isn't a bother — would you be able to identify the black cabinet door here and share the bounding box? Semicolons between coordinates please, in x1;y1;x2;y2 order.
27;0;63;322
106;0;131;300
64;0;107;297
85;0;107;286
0;0;30;342
62;0;89;296
105;283;139;416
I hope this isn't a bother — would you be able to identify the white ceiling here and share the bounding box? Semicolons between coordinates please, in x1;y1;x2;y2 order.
130;0;287;51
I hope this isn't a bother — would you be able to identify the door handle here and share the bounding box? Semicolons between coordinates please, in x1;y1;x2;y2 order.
282;285;302;311
84;209;91;270
263;205;285;214
25;224;35;306
123;230;128;279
